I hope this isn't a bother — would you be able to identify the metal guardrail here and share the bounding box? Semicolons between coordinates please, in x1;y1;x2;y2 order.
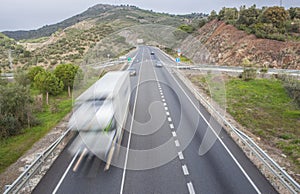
172;67;300;194
84;60;125;69
4;128;72;194
172;64;300;77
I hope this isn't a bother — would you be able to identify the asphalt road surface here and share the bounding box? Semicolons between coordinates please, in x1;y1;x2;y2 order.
33;46;277;194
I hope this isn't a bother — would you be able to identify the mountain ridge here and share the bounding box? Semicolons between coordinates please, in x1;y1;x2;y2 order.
2;4;124;40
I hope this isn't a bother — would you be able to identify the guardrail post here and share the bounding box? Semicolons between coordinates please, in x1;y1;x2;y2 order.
25;165;30;177
4;185;11;191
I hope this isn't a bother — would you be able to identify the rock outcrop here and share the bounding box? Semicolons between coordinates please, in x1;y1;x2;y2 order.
182;20;300;70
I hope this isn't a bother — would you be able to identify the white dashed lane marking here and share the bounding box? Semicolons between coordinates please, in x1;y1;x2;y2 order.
187;182;196;194
178;152;184;160
172;131;177;137
175;140;180;147
155;68;195;194
182;165;189;175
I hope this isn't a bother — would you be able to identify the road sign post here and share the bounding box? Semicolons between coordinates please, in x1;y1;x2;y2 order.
176;57;180;68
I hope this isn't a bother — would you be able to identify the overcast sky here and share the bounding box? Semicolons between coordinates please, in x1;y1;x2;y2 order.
0;0;299;31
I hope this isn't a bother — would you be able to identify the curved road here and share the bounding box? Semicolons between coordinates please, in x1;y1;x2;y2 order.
33;46;277;194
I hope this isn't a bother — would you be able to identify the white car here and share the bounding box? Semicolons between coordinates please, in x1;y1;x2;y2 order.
156;61;163;67
128;67;137;76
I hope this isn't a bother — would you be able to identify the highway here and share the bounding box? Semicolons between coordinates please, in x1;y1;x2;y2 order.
33;46;277;194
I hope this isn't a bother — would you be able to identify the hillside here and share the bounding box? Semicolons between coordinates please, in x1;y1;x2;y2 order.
2;4;117;40
0;4;201;71
3;4;299;72
0;33;30;71
182;20;300;69
2;4;199;41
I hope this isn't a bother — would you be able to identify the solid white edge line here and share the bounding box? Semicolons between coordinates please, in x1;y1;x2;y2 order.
182;165;189;175
175;140;180;147
187;182;196;194
164;57;261;194
52;148;81;194
120;47;144;194
172;131;177;137
178;151;184;160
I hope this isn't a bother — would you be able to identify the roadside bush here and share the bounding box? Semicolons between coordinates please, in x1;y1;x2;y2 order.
278;75;300;106
178;24;195;33
0;84;36;138
241;68;257;81
0;115;21;138
14;70;31;86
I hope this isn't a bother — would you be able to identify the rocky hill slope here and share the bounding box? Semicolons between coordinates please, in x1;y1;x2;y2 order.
182;20;300;70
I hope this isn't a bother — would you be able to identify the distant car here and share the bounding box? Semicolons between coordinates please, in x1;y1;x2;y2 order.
150;51;155;55
156;61;163;67
128;67;136;76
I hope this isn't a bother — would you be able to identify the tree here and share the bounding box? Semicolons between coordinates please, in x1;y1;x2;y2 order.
208;10;218;21
218;7;238;21
34;71;64;105
288;7;300;20
261;6;290;28
27;66;45;82
54;63;81;97
237;5;260;26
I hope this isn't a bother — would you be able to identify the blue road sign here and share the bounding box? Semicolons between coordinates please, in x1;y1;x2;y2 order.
176;58;180;63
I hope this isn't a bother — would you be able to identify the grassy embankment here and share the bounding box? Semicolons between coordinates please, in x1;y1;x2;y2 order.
0;69;104;174
190;75;300;172
0;92;72;174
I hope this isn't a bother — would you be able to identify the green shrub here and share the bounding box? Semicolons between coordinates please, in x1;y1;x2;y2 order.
241;68;257;81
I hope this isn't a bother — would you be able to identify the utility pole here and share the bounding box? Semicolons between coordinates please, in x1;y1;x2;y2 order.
8;49;13;69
